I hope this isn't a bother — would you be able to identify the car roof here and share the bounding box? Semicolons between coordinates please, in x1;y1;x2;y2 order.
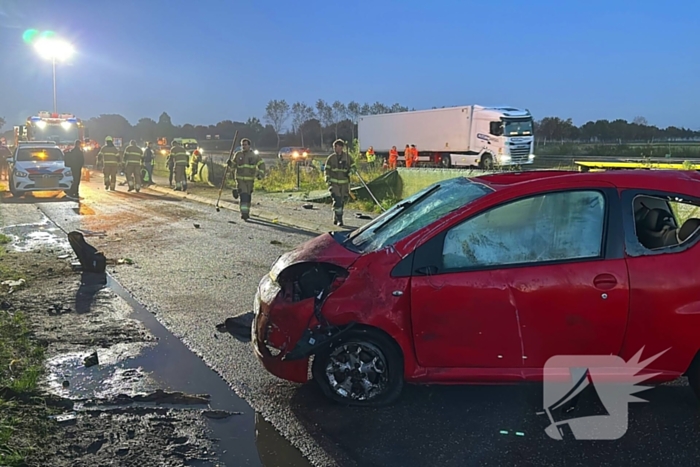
472;169;700;195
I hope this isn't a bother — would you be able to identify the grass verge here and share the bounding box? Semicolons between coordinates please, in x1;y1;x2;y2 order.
0;243;53;466
243;161;388;195
0;309;52;467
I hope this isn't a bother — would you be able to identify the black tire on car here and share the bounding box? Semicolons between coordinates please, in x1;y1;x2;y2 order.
312;328;404;407
9;177;22;198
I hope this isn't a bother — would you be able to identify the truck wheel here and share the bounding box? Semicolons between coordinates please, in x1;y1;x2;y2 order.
312;328;404;407
479;154;494;170
440;155;451;168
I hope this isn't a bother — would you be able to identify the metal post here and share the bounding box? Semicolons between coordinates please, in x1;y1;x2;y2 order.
52;57;57;114
296;161;300;190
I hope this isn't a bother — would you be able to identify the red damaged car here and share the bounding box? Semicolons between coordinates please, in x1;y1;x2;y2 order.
253;169;700;406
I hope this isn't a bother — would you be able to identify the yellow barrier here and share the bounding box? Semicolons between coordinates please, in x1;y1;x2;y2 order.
575;160;700;172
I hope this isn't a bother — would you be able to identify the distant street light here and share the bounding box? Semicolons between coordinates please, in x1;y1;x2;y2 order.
33;37;75;114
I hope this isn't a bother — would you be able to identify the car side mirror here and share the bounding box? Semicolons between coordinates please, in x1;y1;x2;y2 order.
5;157;12;164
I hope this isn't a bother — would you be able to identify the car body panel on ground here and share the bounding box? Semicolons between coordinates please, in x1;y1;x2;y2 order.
253;169;700;405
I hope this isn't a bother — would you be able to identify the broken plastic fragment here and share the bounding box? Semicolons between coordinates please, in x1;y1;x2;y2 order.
499;430;508;435
515;432;524;436
1;279;25;289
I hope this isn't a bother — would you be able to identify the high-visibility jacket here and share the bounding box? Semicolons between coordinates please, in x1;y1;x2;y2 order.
99;144;121;166
171;146;189;167
123;144;143;166
366;150;376;163
231;149;264;181
404;148;412;166
325;151;356;186
389;149;398;161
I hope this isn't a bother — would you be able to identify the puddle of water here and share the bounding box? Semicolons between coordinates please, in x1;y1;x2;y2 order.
45;342;157;400
107;277;312;467
1;221;71;253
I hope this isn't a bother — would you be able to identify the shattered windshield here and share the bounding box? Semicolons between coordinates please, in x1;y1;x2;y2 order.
345;177;494;253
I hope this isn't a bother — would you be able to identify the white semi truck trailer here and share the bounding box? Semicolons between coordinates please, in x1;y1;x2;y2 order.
357;105;536;169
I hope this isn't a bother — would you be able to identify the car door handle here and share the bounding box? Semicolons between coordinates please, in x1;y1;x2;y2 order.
593;273;617;290
415;266;438;275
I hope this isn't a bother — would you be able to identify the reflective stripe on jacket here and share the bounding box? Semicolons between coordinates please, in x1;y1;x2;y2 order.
232;150;265;181
123;145;143;166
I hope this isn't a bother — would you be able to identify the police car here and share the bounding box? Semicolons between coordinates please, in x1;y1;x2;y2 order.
7;141;74;197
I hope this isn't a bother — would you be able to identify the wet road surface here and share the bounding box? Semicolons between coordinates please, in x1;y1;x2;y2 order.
4;181;700;466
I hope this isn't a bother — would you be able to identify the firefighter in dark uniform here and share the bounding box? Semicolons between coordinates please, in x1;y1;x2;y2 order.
170;140;190;191
123;140;144;192
324;139;356;226
227;138;265;220
98;136;121;191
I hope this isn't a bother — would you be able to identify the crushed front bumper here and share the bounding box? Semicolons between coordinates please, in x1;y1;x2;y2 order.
252;275;310;384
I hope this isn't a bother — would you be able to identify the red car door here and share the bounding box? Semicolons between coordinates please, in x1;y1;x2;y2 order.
410;185;629;372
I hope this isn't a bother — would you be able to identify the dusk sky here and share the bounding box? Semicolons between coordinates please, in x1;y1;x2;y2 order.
1;0;697;130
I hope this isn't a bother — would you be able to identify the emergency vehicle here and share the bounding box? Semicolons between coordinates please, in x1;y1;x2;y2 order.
16;111;87;152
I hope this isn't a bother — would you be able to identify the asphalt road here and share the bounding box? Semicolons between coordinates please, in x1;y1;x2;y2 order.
7;180;700;467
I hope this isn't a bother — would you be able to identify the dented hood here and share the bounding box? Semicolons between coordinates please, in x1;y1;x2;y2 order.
269;232;360;281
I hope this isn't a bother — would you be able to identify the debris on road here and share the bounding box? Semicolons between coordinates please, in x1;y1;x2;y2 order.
302;204;314;210
68;231;107;273
216;313;253;342
202;409;242;419
76;228;107;237
116;258;134;265
1;278;26;293
270;240;283;245
84;389;212;407
83;351;99;367
193;223;201;228
355;212;372;219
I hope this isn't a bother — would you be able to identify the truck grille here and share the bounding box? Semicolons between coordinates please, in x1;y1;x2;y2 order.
509;145;531;164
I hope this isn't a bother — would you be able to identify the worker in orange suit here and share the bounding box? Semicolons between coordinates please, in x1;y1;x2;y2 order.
411;144;419;167
388;146;398;170
404;144;412;168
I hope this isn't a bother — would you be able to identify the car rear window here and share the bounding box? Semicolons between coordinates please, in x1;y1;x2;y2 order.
16;147;64;162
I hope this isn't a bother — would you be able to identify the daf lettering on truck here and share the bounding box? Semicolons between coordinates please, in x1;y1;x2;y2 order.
357;105;536;169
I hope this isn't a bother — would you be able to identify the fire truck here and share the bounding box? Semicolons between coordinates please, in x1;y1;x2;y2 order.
16;112;86;149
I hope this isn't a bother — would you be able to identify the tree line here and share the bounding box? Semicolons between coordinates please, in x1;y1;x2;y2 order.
534;116;699;145
2;105;697;149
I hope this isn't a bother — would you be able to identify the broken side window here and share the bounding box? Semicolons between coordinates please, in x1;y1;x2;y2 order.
441;190;606;270
633;193;700;251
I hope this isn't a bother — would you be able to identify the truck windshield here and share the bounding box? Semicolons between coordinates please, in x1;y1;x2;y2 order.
31;123;80;145
16;147;64;162
344;177;494;253
504;119;533;136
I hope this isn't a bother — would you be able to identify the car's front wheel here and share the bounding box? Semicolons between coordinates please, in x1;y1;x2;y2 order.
312;328;404;407
9;177;23;198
